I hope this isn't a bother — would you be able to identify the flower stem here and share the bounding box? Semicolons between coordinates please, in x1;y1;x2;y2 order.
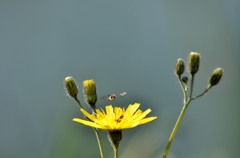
178;76;188;103
74;97;83;109
191;87;210;101
74;98;105;158
93;128;105;158
163;75;195;158
189;74;195;100
162;100;190;158
114;148;119;158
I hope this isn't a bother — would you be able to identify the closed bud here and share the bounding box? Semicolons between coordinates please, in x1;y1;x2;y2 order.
176;58;185;76
181;76;188;84
64;76;78;99
208;68;223;88
188;52;200;75
83;79;97;108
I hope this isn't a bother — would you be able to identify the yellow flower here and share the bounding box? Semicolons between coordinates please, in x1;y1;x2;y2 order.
72;103;157;131
82;79;97;107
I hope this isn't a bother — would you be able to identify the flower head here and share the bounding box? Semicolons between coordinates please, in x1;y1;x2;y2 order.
208;67;223;88
83;79;97;108
72;103;157;131
64;76;78;99
176;58;185;77
188;52;200;75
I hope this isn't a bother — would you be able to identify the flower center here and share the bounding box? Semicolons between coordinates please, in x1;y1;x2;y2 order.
115;115;124;123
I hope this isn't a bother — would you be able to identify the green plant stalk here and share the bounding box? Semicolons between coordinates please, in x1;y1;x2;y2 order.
162;75;195;158
74;97;105;158
110;140;119;158
189;74;195;99
178;76;188;103
114;148;119;158
191;87;210;101
93;128;105;158
162;100;191;158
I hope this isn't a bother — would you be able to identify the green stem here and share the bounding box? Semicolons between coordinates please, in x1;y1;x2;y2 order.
191;87;210;101
178;77;188;103
114;148;119;158
163;75;195;158
162;100;191;158
74;97;84;109
93;128;105;158
91;108;105;158
189;74;195;100
74;97;105;158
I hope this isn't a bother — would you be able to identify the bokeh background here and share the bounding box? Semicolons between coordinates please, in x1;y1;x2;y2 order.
1;0;240;158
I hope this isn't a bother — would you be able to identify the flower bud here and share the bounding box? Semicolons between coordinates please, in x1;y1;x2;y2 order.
181;76;188;84
188;52;200;75
176;58;185;77
208;68;223;88
83;79;97;107
64;76;78;99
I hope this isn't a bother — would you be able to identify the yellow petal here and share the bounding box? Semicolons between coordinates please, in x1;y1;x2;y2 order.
133;109;152;121
125;103;140;117
72;118;102;129
106;105;113;116
73;103;157;131
139;116;157;125
80;108;96;121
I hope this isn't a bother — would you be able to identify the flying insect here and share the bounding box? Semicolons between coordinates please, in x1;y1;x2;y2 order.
101;92;127;101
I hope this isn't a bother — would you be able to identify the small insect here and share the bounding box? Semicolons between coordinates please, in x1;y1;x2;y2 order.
101;92;127;101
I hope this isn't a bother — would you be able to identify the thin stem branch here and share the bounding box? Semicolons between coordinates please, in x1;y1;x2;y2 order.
178;76;188;103
189;74;195;100
191;87;211;101
74;98;105;158
74;97;83;109
162;74;195;158
94;128;105;158
162;100;191;158
90;108;105;158
114;148;119;158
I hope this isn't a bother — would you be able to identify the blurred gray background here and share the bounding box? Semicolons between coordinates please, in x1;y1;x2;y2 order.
1;0;240;158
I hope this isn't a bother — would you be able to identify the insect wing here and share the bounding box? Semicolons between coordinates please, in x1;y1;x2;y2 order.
119;92;127;97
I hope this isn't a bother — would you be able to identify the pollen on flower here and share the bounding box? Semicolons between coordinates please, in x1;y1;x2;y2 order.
115;115;124;123
72;103;157;131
